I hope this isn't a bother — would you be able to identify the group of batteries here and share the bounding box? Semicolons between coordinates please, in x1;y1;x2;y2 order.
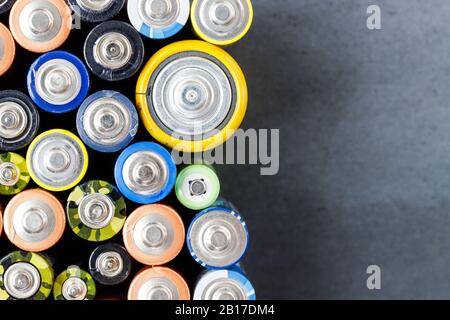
0;0;255;300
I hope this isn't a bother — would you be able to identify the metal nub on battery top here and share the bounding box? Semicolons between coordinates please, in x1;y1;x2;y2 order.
0;23;15;76
0;0;14;15
123;204;185;265
187;206;249;268
128;267;190;300
194;269;256;300
77;90;139;153
0;152;30;196
69;0;125;23
9;0;72;53
53;266;96;300
115;142;177;204
26;129;89;192
3;189;66;252
175;164;220;210
84;21;144;81
0;251;54;300
127;0;190;39
191;0;253;46
28;51;90;114
89;243;132;285
0;90;40;151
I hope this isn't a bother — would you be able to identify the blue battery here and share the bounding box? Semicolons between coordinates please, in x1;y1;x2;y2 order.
27;51;90;114
114;142;177;204
187;205;249;269
76;90;139;153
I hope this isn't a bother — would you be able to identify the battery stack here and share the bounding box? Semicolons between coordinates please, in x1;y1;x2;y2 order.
0;0;255;301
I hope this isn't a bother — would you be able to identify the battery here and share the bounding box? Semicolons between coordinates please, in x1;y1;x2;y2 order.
193;268;256;300
0;203;3;236
9;0;72;53
127;0;190;39
136;40;248;152
0;90;40;152
76;90;139;153
123;204;185;265
114;142;176;204
89;243;132;285
175;164;220;210
26;129;89;192
187;205;249;269
128;266;190;300
0;0;14;15
0;23;15;76
27;51;90;114
67;180;127;242
53;266;96;300
0;251;54;300
3;189;66;252
68;0;125;23
191;0;253;46
0;152;30;196
84;20;144;81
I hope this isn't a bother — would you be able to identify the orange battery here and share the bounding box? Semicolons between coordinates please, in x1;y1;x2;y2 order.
0;23;15;76
9;0;72;53
3;189;66;252
128;267;190;300
0;203;3;236
123;204;185;266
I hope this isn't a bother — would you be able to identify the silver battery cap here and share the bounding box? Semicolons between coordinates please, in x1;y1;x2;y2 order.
0;161;20;186
62;277;87;300
0;101;28;140
133;214;174;256
93;32;132;70
3;262;41;299
138;277;179;300
96;251;124;278
78;193;115;229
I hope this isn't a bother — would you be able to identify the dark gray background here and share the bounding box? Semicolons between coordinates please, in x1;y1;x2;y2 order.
218;0;450;299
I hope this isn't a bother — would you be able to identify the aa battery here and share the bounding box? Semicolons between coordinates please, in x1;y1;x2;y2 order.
27;51;90;114
123;204;185;266
175;164;220;210
76;90;139;153
127;0;190;39
191;0;253;46
136;40;248;152
68;0;125;23
0;23;15;76
0;203;3;236
0;90;40;151
0;251;54;300
0;152;30;196
128;266;190;300
67;180;127;242
114;142;177;204
9;0;72;53
0;0;14;15
84;20;144;81
26;129;89;192
53;266;96;300
3;189;66;252
89;243;131;286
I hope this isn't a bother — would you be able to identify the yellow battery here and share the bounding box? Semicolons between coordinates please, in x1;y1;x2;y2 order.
136;40;248;153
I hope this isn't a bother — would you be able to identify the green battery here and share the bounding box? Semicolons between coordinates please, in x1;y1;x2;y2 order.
53;266;96;300
175;164;220;210
0;152;30;196
67;180;127;242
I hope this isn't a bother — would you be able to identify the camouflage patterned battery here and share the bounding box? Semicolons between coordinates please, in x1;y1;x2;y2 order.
53;266;96;300
0;152;30;195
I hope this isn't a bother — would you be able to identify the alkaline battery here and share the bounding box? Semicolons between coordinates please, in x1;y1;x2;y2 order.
175;164;220;210
187;205;249;269
0;23;15;76
114;142;176;204
127;0;190;39
128;266;190;300
194;268;255;300
0;90;40;151
136;40;248;152
84;20;144;81
0;0;14;15
26;129;89;192
3;189;66;252
191;0;253;46
9;0;72;53
0;251;54;300
0;152;30;196
76;90;139;153
123;204;185;265
0;203;3;236
68;0;125;23
89;243;132;285
27;51;90;114
53;266;96;300
67;180;126;242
